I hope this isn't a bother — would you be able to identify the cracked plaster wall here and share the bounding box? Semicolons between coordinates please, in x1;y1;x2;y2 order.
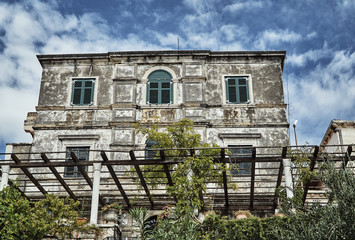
30;54;289;154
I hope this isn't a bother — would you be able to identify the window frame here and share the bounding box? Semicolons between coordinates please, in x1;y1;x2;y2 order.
222;75;253;105
70;78;96;106
145;139;158;159
146;70;173;104
64;146;90;177
228;145;252;176
225;76;250;104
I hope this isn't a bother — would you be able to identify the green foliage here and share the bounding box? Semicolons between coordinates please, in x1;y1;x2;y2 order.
101;202;122;212
289;146;318;186
197;212;286;240
150;160;355;240
277;146;321;212
149;206;200;240
274;161;355;240
276;187;305;214
0;186;97;240
129;207;151;240
135;119;229;209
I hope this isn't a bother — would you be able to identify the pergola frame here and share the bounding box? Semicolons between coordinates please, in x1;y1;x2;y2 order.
1;144;354;222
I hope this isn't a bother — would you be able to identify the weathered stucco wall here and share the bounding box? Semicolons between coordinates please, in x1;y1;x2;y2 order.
30;51;288;153
5;51;289;238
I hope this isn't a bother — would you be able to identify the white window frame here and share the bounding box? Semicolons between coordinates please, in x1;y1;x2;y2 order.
221;74;254;105
68;76;99;108
141;66;179;106
59;136;98;177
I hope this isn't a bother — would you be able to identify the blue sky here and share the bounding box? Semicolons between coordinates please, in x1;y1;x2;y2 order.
0;0;354;155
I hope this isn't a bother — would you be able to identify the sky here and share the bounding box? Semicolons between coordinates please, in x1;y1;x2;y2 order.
0;0;354;155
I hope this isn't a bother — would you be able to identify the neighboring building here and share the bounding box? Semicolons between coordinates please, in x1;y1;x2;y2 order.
304;119;355;205
320;119;355;153
2;50;290;238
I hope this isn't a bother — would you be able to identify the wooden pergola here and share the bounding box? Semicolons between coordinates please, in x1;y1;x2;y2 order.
0;145;353;221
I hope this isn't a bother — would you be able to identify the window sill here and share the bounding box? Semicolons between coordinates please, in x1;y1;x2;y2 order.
66;105;98;110
140;104;180;109
222;103;255;108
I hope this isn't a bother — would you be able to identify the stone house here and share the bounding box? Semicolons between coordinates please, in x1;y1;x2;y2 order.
24;50;289;152
320;119;355;154
2;50;290;238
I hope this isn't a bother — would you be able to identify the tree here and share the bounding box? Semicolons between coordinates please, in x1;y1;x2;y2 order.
135;119;231;210
0;186;97;240
274;160;355;239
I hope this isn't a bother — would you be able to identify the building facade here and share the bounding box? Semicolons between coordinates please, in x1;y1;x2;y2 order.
24;50;288;155
3;50;290;238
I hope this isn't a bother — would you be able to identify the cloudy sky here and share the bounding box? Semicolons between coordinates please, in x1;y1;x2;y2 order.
0;0;354;154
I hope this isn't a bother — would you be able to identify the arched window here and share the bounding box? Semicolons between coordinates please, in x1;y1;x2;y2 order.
147;70;173;104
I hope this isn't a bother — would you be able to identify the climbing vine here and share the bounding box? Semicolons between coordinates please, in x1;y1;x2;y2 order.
135;119;233;209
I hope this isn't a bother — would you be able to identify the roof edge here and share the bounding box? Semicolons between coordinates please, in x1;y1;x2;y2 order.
37;50;286;61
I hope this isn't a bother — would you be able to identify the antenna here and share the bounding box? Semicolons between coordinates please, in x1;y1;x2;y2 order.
177;37;179;51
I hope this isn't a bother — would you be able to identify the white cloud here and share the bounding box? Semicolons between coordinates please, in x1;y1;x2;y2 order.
0;86;37;143
183;0;218;13
223;1;269;12
0;0;165;149
288;43;331;67
220;24;248;42
154;32;181;48
255;29;302;49
306;31;317;39
288;50;355;144
0;0;354;151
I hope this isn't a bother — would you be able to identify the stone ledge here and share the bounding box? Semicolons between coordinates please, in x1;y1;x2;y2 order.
219;133;262;139
58;135;100;140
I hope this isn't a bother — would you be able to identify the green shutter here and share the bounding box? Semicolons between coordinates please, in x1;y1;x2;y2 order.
225;77;249;104
147;70;173;104
146;82;150;104
71;79;95;105
170;81;173;103
226;78;230;103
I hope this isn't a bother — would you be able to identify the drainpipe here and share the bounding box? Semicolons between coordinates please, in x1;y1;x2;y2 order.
293;120;298;147
331;123;345;154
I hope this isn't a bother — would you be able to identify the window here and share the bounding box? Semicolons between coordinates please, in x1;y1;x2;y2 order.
65;147;89;177
145;140;158;159
229;146;252;176
147;70;173;104
225;76;249;103
144;215;157;231
71;78;95;105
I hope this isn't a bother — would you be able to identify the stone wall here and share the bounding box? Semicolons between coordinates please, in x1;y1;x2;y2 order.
29;51;288;153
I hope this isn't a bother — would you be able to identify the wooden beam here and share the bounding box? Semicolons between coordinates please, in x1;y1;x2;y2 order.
249;147;256;210
100;151;131;207
41;153;77;201
343;145;352;169
302;146;319;204
11;154;48;196
129;150;154;208
70;152;106;206
282;146;287;159
221;148;229;207
160;150;177;203
2;155;310;168
273;147;287;209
